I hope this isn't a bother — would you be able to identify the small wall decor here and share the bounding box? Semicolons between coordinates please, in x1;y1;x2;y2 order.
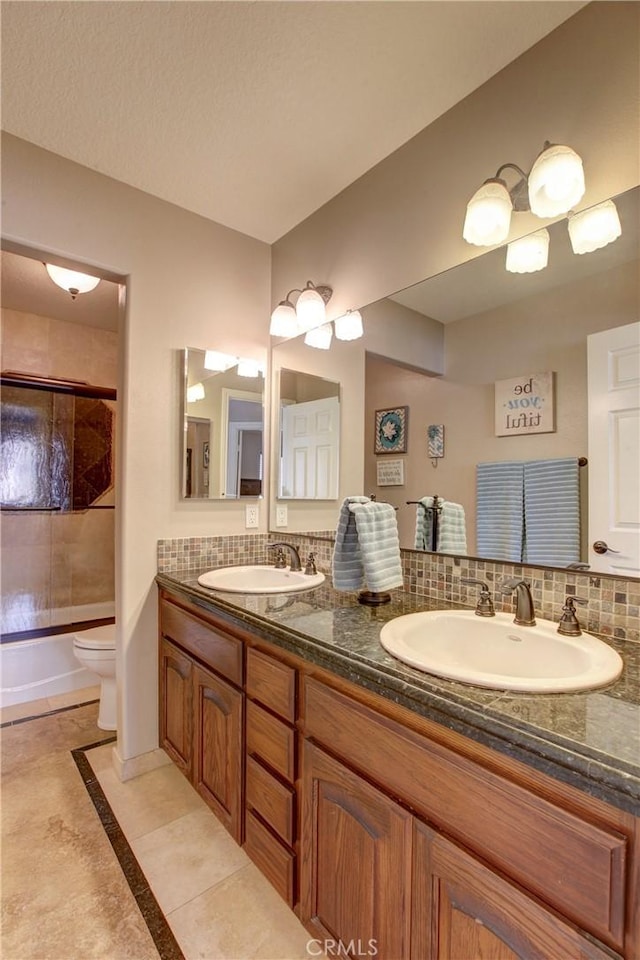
495;371;555;437
203;441;210;469
376;458;405;486
375;406;408;454
427;424;445;462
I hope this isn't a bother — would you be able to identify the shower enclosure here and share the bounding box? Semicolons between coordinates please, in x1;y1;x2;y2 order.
1;373;116;639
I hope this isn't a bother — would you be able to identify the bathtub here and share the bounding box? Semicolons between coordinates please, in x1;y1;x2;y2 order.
0;602;114;708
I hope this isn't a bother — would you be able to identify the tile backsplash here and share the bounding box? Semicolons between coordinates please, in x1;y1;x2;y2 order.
157;532;639;643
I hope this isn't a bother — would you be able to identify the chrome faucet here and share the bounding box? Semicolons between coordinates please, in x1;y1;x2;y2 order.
267;541;302;571
500;579;536;626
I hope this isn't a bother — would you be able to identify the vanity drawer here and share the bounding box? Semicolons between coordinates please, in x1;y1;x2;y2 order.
303;678;627;950
246;699;296;782
160;599;242;686
244;810;295;906
246;647;296;721
246;755;295;845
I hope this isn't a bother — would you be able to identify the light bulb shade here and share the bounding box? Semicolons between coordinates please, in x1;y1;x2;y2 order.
45;264;100;296
334;309;364;341
304;322;333;350
204;350;236;371
269;301;298;337
505;228;550;274
187;382;205;402
295;287;326;332
236;358;262;378
462;179;513;246
528;144;585;218
568;200;622;255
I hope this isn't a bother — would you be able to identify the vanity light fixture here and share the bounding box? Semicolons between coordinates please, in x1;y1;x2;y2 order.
304;322;333;350
187;382;205;402
505;228;550;274
334;309;364;341
568;199;622;254
236;358;263;378
269;280;333;337
204;350;237;372
45;263;101;300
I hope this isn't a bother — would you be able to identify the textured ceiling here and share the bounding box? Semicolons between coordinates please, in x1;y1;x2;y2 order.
1;1;585;244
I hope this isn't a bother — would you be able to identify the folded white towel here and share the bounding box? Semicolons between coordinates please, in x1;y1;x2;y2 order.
437;501;467;555
333;497;403;592
414;497;435;550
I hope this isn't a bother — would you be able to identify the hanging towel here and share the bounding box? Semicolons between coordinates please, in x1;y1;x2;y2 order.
437;501;467;555
476;461;525;562
414;497;435;550
333;497;404;592
523;458;580;566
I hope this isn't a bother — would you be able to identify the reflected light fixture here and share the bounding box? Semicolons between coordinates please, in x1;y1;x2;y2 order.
505;228;550;274
334;309;364;341
187;382;205;402
45;263;101;300
269;280;333;337
304;322;333;350
568;199;622;254
236;358;263;378
204;350;236;371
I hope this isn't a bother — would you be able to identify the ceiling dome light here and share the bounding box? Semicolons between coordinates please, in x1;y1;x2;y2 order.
334;309;364;341
505;229;550;274
269;299;298;337
463;179;513;246
528;143;585;218
304;322;333;350
45;264;101;299
568;199;622;255
295;283;327;332
236;358;262;378
204;350;237;371
187;382;205;403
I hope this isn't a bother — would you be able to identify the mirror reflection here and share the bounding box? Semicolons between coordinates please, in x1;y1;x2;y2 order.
182;348;264;500
278;368;340;499
363;186;639;575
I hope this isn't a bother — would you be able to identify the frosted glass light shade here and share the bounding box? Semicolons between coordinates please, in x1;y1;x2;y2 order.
505;229;550;274
295;287;326;331
45;264;100;297
528;144;585;218
237;358;262;377
334;310;364;341
204;350;236;371
270;301;298;337
568;200;622;254
463;179;512;246
304;322;332;349
187;382;205;402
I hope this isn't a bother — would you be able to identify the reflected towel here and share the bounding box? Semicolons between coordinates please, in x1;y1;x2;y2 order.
414;497;435;550
523;458;580;566
476;461;524;562
333;497;403;592
438;501;467;555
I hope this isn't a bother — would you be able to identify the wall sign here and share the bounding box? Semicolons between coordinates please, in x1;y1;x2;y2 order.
495;372;555;436
376;458;405;486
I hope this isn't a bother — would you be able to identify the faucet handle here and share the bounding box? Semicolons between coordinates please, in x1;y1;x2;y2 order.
461;578;495;617
557;596;587;637
304;553;317;576
272;548;287;569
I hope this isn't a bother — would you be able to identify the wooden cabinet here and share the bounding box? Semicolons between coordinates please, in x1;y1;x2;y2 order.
159;637;192;777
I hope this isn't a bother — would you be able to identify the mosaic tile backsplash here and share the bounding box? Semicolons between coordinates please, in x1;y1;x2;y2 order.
157;532;639;643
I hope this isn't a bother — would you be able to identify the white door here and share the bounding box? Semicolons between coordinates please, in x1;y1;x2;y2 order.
587;321;640;574
280;396;339;498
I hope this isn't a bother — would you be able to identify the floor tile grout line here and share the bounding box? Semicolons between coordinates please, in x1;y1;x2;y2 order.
72;740;186;960
163;861;252;918
0;698;100;728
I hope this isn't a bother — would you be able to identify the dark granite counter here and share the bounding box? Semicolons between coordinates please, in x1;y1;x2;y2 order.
157;570;640;816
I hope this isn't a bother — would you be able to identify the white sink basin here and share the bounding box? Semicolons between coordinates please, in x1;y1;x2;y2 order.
197;564;325;594
379;610;623;693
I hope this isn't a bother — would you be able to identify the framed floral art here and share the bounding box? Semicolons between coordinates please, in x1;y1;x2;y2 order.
374;406;408;455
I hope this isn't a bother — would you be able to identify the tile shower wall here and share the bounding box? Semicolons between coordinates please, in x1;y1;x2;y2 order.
157;532;639;643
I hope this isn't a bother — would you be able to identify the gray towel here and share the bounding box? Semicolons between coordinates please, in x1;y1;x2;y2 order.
414;497;435;550
476;461;524;562
333;497;403;592
523;458;580;566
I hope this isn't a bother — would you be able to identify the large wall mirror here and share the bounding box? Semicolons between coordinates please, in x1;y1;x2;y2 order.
363;185;639;576
182;348;265;500
277;368;340;499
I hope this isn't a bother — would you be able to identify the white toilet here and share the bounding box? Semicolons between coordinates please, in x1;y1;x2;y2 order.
72;624;117;730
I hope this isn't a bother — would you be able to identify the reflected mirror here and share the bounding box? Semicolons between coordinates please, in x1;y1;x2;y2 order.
277;368;340;499
363;186;639;575
182;348;265;499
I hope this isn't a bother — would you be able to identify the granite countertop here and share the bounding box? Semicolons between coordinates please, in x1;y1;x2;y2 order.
157;570;640;816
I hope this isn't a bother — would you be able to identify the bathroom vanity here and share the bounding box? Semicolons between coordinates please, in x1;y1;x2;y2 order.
156;573;640;960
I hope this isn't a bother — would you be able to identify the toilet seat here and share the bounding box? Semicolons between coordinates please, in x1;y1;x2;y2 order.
73;624;116;650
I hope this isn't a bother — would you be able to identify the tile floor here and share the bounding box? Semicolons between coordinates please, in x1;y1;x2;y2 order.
1;688;313;960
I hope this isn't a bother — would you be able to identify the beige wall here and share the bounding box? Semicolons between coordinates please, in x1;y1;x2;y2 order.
365;259;639;551
1;134;271;762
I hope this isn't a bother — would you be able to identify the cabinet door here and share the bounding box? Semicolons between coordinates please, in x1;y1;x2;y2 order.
192;662;243;842
159;638;193;777
413;820;612;960
300;741;412;960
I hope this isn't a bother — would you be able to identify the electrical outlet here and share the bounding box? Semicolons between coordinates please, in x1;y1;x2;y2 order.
276;504;288;527
245;503;259;529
